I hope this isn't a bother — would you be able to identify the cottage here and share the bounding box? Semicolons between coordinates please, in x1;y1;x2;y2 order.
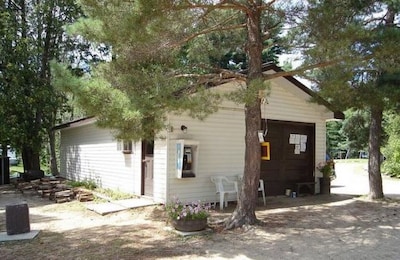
55;64;343;205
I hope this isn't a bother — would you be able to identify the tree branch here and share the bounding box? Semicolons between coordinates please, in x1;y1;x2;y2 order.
174;68;247;83
176;0;248;12
261;59;342;81
174;23;246;47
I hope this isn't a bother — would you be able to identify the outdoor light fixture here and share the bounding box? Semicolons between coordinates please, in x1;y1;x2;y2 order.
181;125;188;133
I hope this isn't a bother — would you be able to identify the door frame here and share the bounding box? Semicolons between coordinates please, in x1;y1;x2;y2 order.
141;140;154;196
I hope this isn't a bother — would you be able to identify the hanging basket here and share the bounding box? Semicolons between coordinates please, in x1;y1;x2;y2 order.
171;218;208;232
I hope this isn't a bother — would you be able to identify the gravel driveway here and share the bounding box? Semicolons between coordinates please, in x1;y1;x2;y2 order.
0;162;399;260
332;160;400;198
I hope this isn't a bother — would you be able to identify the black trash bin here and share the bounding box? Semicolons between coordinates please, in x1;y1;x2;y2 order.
0;156;10;185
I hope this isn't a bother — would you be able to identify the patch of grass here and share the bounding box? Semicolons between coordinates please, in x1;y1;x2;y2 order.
10;163;51;175
95;187;135;200
10;165;24;174
68;179;97;190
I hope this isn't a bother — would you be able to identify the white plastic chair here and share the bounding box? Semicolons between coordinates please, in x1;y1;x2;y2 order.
210;176;239;210
237;175;266;206
258;179;266;206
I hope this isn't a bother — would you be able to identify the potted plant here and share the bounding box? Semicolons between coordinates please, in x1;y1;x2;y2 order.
317;159;335;178
165;197;210;232
317;159;335;194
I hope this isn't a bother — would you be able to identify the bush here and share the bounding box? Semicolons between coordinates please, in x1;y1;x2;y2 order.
382;138;400;177
382;113;400;178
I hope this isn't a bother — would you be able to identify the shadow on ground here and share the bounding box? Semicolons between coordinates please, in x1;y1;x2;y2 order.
1;184;400;260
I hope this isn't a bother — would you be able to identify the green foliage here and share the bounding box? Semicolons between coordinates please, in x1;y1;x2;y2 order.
326;120;346;156
299;1;400;197
326;109;370;157
341;109;370;152
316;159;335;178
301;1;400;110
182;8;283;70
53;61;221;140
0;0;86;170
57;1;278;140
382;113;400;177
382;138;400;177
10;165;24;175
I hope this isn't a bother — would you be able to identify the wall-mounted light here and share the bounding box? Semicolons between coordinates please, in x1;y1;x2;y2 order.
181;125;188;133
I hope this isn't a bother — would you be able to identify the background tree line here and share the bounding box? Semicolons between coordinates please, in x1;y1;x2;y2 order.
0;0;107;174
327;109;400;178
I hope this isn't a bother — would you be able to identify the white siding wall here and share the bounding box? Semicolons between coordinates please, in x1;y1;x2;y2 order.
59;123;142;195
59;75;334;203
153;137;168;203
164;104;246;204
263;78;329;167
158;77;333;203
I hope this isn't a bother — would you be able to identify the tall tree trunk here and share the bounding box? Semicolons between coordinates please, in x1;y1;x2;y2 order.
366;0;399;199
225;1;263;229
49;128;59;175
22;146;41;172
368;106;384;199
366;4;396;200
225;101;262;229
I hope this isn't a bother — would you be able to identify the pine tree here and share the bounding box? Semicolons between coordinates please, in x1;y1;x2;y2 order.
54;0;400;227
299;0;400;199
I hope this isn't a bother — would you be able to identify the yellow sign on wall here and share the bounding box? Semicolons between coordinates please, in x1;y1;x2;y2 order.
261;142;270;160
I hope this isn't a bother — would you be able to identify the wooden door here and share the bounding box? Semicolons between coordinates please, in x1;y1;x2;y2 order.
261;120;315;196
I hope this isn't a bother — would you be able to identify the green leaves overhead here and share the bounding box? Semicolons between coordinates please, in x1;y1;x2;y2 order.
59;1;260;140
55;1;292;142
300;0;400;111
299;0;400;199
0;0;86;170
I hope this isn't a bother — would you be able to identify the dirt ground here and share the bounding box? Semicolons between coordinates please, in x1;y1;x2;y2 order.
1;184;399;260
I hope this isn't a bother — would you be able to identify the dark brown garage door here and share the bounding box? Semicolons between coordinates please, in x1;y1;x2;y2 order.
261;120;315;196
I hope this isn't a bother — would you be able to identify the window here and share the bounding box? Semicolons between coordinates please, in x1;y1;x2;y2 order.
117;140;133;154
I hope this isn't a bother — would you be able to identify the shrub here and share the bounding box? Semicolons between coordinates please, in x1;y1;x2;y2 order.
382;138;400;178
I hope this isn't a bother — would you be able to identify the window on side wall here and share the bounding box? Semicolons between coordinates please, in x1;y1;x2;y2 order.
117;140;133;154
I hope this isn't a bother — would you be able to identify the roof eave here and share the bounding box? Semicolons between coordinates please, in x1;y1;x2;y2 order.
261;63;345;120
53;116;96;131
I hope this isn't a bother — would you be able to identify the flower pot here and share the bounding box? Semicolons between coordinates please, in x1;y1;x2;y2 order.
320;177;331;195
171;218;208;232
